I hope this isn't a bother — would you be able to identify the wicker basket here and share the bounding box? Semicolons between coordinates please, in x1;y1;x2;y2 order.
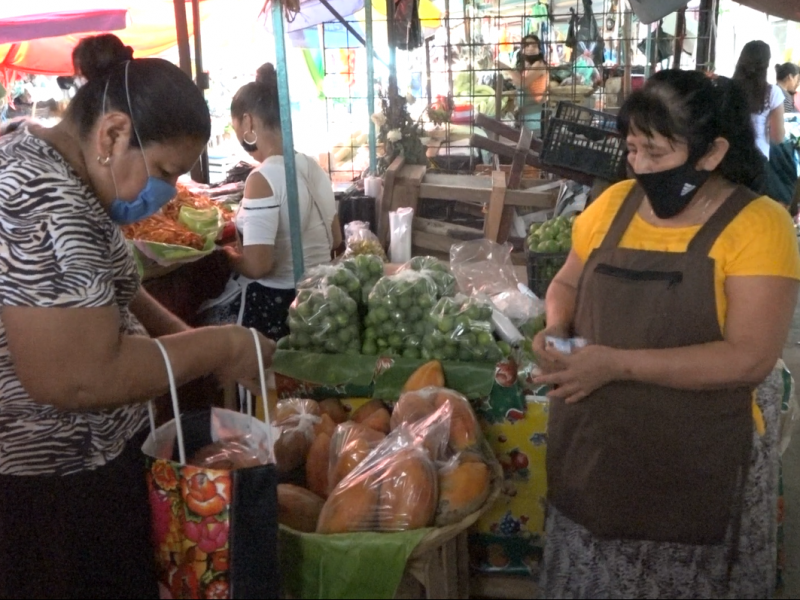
408;449;504;561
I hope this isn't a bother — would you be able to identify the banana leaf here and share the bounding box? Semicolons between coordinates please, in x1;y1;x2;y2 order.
279;526;430;599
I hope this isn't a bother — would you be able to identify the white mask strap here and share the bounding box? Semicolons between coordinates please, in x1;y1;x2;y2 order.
123;61;151;178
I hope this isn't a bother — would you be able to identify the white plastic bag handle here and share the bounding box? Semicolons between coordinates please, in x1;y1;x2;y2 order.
148;327;271;466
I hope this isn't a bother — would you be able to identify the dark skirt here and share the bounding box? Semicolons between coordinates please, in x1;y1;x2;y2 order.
200;280;296;342
0;429;159;599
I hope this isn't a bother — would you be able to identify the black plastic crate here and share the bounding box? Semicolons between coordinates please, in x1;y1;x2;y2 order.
540;101;626;182
526;249;568;299
336;193;377;236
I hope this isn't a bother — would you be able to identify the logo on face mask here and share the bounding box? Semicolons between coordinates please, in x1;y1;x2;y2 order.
634;161;711;219
104;62;177;225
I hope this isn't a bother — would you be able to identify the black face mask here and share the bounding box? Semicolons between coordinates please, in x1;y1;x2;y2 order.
525;53;544;64
634;161;711;219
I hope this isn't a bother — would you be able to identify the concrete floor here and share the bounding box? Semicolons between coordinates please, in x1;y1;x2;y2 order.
780;296;800;597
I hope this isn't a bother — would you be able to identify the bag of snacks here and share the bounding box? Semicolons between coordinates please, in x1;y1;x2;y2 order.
342;221;388;262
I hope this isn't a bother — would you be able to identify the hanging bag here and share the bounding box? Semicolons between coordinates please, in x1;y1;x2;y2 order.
142;329;280;599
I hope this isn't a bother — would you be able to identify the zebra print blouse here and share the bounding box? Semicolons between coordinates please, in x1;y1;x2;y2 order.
0;128;148;476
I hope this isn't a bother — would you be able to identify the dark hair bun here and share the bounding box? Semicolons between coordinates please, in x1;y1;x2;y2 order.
72;34;134;81
255;63;277;87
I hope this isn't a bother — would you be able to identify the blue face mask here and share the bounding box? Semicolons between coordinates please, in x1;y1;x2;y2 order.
103;62;178;225
108;177;177;224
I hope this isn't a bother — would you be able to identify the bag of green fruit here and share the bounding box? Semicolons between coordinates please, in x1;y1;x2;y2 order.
399;256;458;298
526;214;575;254
297;265;362;306
339;254;386;304
342;221;388;262
422;295;506;363
285;285;362;355
362;270;439;358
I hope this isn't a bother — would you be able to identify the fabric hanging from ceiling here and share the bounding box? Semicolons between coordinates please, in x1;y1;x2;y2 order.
0;1;219;75
732;0;800;22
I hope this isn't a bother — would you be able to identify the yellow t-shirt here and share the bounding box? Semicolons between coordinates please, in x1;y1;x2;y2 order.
573;180;800;331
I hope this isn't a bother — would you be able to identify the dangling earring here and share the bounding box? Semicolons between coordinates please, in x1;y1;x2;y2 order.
241;131;258;154
97;155;111;166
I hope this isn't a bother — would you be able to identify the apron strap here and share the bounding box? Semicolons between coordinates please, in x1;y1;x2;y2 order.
687;186;759;257
599;184;646;251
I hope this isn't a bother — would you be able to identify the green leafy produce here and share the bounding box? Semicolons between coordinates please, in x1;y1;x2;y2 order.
341;254;386;304
527;215;576;255
422;296;504;363
362;271;439;358
297;265;362;306
285;286;361;355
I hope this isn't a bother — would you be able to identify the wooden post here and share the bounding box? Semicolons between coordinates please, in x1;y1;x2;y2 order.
507;126;533;190
484;170;507;242
378;156;405;245
622;9;632;100
696;0;719;72
672;8;686;70
172;0;192;78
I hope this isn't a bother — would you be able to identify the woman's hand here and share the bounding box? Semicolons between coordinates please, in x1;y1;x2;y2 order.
532;324;569;374
533;345;620;404
215;326;276;396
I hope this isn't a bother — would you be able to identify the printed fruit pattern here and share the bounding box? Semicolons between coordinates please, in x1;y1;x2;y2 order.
147;459;233;599
474;398;548;574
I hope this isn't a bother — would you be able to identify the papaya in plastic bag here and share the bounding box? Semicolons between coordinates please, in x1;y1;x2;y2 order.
328;422;386;492
306;431;332;498
278;484;325;533
273;398;322;474
434;453;492;526
318;427;441;533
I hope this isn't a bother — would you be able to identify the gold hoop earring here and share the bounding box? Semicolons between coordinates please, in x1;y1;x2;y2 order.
97;155;111;166
242;131;257;145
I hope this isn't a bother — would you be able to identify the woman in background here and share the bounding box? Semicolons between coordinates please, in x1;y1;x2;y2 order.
775;62;800;114
733;41;785;160
218;63;341;341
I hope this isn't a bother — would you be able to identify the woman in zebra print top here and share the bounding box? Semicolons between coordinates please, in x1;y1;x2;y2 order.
0;35;276;599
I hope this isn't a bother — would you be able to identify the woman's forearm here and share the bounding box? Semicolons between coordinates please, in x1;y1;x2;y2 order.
545;280;577;330
69;327;236;411
614;340;777;390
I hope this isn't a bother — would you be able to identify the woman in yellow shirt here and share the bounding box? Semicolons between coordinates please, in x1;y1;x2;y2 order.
534;69;800;598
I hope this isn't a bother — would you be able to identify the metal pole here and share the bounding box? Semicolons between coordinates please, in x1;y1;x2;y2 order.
365;0;377;175
271;1;305;283
191;0;209;184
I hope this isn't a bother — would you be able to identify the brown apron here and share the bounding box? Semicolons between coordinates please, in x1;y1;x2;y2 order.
547;184;757;545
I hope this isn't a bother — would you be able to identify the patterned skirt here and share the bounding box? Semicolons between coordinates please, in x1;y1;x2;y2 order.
198;280;296;342
539;368;784;599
